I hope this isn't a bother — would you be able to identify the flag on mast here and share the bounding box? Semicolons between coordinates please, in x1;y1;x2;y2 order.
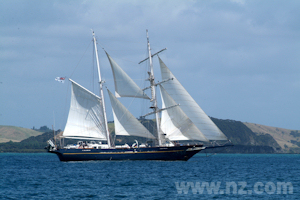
55;77;66;83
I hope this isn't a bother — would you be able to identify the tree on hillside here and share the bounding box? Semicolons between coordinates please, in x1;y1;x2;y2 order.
32;126;51;132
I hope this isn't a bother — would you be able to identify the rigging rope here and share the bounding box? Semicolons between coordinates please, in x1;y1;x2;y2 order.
69;40;93;78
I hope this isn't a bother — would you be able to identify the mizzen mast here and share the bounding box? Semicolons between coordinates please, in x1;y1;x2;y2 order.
92;31;111;148
146;30;163;146
139;30;167;146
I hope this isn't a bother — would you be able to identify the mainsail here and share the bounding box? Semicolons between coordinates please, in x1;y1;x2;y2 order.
159;57;228;141
160;85;209;142
106;52;149;99
63;79;107;140
107;89;155;139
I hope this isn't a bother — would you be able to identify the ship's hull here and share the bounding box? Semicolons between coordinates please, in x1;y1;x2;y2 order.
49;145;204;161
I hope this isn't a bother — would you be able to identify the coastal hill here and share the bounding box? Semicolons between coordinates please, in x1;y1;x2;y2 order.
244;122;300;151
0;126;43;143
0;120;299;153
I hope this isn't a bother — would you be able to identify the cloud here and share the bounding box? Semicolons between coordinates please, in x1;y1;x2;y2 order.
1;0;300;130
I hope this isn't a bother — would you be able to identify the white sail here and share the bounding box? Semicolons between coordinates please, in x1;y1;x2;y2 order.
159;57;228;141
160;85;209;142
106;52;150;99
63;79;107;140
107;89;155;139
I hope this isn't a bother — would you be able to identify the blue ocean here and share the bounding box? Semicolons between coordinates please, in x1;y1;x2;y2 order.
0;153;299;199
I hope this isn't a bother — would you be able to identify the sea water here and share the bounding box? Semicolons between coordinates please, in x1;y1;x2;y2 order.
0;153;299;199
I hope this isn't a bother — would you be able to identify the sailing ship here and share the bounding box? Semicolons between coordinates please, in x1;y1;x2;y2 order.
47;30;231;161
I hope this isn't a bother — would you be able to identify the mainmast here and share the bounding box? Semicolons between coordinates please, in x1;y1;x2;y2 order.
92;31;111;148
146;30;163;146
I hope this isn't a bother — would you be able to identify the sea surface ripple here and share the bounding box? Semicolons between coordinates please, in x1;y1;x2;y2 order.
0;153;299;199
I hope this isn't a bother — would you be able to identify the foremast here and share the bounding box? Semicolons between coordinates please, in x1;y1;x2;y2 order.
92;31;111;148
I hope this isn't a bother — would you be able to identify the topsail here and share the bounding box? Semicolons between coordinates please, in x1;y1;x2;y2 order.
106;52;149;99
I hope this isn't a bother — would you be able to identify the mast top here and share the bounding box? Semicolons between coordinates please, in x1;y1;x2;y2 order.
139;30;166;64
146;29;149;41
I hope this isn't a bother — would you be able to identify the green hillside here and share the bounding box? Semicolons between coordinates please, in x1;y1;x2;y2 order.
0;131;54;152
208;118;281;153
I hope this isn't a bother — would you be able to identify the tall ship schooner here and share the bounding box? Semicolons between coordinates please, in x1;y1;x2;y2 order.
47;31;231;161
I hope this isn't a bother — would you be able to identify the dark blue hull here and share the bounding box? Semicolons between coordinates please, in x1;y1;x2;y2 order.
49;145;203;161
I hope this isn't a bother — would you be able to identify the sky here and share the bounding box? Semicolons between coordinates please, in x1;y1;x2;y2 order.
1;0;300;131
